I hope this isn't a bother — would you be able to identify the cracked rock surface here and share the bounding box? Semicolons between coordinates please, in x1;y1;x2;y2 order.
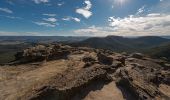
0;44;169;100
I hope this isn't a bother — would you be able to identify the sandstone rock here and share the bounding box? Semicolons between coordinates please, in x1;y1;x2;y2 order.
112;55;125;65
115;57;170;100
3;44;169;100
121;52;128;56
29;65;111;100
130;63;145;69
130;53;144;59
82;55;96;63
97;52;113;65
14;44;72;63
111;61;122;69
163;63;170;70
116;68;160;100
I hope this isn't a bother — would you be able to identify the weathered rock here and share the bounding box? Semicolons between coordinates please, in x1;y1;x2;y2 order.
111;61;122;68
2;44;169;100
130;53;144;59
121;52;128;56
28;65;111;100
116;68;160;100
83;62;96;68
14;44;72;63
116;57;170;100
82;55;96;63
151;71;170;86
97;52;113;65
130;63;145;69
112;55;125;65
163;63;170;70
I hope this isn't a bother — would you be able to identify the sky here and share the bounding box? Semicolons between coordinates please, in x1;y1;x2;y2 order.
0;0;170;36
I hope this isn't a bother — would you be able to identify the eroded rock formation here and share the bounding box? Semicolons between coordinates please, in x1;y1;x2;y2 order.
0;44;169;100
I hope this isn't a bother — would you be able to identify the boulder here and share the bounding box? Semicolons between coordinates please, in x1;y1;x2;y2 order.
97;52;113;65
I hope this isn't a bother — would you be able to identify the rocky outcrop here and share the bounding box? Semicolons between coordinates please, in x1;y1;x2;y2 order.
14;44;72;63
29;65;111;100
116;58;170;100
1;44;170;100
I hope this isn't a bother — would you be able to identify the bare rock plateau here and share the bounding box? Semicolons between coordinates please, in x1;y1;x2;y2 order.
0;44;170;100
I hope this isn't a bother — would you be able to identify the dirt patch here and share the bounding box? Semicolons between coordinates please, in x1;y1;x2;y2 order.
0;60;68;100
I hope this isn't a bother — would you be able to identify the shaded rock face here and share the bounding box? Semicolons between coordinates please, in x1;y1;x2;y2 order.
3;44;170;100
97;52;114;65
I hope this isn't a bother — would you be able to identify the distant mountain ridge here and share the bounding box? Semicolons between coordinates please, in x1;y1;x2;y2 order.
71;36;170;53
0;36;88;43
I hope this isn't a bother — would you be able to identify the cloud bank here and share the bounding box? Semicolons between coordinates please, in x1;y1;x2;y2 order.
74;13;170;36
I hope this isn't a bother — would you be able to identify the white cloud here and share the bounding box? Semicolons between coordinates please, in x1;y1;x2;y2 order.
43;13;56;17
5;16;22;19
147;13;161;17
76;9;92;19
0;15;22;19
74;26;101;36
0;8;13;14
76;0;92;19
74;13;170;36
84;0;92;10
73;17;81;22
33;0;49;4
136;5;145;15
34;17;58;27
74;26;118;36
57;2;64;6
62;17;70;21
108;13;170;32
34;22;57;27
62;16;81;22
43;18;57;23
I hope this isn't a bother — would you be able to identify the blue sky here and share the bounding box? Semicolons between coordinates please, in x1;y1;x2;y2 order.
0;0;170;36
